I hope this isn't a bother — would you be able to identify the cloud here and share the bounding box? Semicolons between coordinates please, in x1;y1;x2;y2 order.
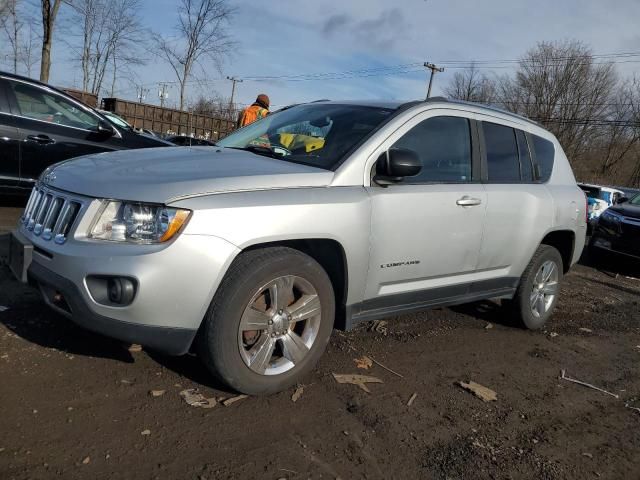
322;14;351;36
321;8;408;49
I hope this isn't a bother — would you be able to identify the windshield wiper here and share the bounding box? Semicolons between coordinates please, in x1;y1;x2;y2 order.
227;145;283;159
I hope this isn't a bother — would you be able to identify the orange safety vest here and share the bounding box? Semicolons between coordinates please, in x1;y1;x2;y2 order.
238;104;269;128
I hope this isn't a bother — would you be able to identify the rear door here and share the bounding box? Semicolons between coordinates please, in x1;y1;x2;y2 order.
363;110;487;309
3;77;124;184
0;78;21;188
476;119;553;281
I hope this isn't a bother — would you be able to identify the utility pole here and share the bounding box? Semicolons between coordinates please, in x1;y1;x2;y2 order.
158;83;169;108
137;85;148;104
424;62;444;99
226;76;243;117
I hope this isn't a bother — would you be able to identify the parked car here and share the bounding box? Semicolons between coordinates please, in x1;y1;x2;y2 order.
9;99;587;395
96;109;170;144
96;108;133;130
578;183;625;227
165;135;217;146
590;193;640;260
0;71;172;194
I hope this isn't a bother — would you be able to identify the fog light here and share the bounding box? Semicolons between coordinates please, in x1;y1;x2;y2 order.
107;277;136;305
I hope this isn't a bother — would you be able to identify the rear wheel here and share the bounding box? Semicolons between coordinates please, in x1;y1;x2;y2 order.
198;247;334;395
508;245;563;329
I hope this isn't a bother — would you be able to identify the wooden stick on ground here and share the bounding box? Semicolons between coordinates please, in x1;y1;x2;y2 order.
560;370;619;399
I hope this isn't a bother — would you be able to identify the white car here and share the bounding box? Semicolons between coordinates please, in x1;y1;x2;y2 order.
579;183;625;222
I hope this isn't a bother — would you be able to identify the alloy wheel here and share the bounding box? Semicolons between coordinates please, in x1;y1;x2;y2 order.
238;275;322;375
529;260;559;318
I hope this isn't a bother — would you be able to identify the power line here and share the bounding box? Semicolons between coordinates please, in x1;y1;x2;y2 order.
110;49;640;94
233;51;640;82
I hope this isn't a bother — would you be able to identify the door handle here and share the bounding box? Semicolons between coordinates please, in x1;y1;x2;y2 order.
456;196;482;207
26;134;55;145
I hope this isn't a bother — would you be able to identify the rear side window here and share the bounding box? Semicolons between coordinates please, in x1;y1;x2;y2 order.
516;130;534;182
392;116;472;183
483;122;520;182
531;135;555;182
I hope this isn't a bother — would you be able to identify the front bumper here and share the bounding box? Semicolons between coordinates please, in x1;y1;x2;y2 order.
591;223;640;260
29;261;198;354
13;226;240;355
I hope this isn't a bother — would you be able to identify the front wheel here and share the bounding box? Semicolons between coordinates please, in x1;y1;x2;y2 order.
507;245;563;330
198;247;335;395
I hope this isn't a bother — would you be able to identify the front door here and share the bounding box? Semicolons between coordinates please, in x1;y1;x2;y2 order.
363;112;487;311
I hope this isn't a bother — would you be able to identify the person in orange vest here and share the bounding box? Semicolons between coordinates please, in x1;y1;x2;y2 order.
237;94;270;128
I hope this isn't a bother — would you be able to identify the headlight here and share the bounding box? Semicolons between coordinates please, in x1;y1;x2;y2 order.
89;201;191;244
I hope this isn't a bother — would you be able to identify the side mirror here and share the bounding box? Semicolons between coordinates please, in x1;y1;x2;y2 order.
374;148;422;186
616;196;629;204
95;120;116;137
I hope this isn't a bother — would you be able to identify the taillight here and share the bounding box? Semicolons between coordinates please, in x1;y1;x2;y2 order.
584;193;588;224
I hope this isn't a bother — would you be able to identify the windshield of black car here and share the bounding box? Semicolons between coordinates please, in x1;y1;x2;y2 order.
630;194;640;206
216;104;394;170
102;112;131;130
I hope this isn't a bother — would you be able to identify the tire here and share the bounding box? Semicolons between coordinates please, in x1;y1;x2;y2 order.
508;245;564;330
198;247;335;395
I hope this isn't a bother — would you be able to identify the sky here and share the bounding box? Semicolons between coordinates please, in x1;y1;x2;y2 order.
35;0;640;109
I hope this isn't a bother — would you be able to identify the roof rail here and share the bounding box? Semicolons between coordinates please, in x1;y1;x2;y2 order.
425;96;449;102
443;98;539;125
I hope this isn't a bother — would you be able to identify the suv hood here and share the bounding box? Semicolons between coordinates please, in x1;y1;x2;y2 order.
44;147;334;204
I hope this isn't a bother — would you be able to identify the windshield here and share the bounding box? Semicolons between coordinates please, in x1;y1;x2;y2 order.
102;111;132;129
630;194;640;206
217;103;395;170
600;191;612;203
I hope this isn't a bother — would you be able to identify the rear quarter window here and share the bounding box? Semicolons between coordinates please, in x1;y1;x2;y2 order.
531;135;555;182
483;122;520;183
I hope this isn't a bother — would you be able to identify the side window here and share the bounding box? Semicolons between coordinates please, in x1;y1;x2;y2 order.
7;80;99;130
391;116;472;183
483;122;520;183
516;129;534;182
0;80;11;114
531;134;555;182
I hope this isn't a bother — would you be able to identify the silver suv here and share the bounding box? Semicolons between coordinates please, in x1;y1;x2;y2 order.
10;99;587;394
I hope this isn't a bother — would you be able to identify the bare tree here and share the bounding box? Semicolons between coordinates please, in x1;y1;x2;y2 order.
190;93;237;121
496;40;617;162
65;0;101;92
597;78;640;179
444;64;496;103
1;0;20;73
155;0;234;111
1;1;42;76
20;21;41;76
98;0;146;95
65;0;145;95
0;0;10;18
39;0;63;82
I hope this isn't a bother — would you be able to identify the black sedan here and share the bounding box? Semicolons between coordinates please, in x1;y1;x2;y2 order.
0;71;172;194
590;194;640;260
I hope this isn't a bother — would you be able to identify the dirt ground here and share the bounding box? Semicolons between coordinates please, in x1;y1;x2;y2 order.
1;203;640;480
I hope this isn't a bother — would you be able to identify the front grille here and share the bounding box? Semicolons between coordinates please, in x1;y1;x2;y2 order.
22;186;82;244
